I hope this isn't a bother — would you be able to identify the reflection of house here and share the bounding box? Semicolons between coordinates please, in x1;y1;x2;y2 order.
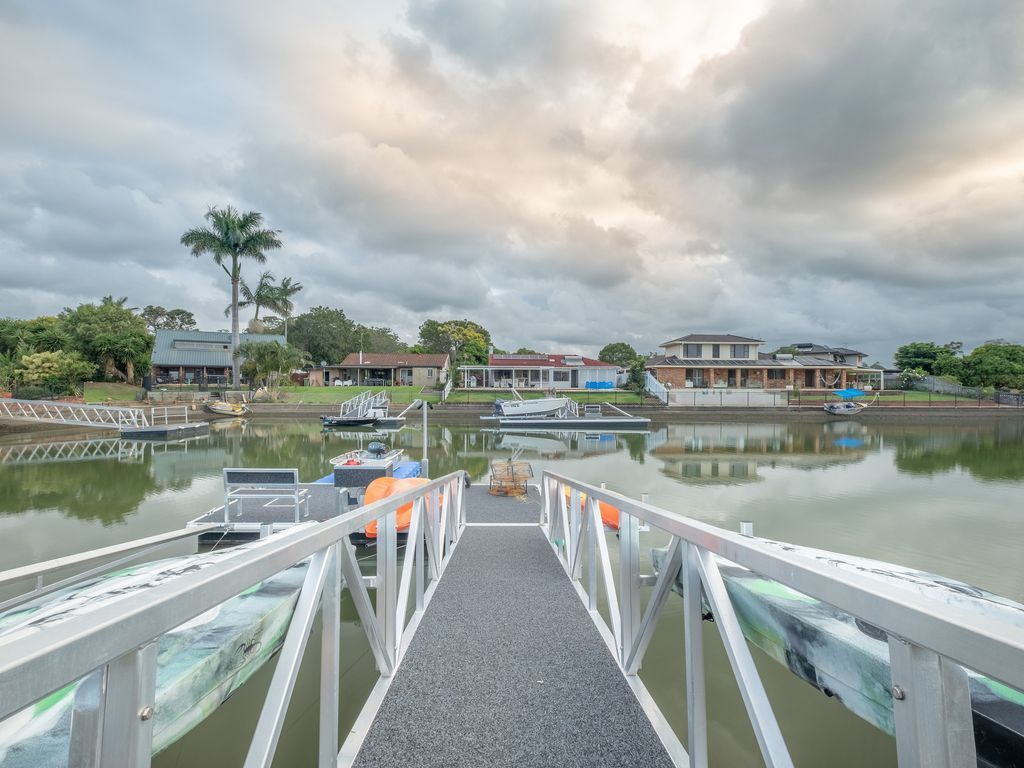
459;354;618;389
151;330;286;384
647;333;867;390
306;353;450;387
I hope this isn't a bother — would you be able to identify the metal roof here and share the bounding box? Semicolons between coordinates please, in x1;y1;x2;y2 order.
152;330;286;368
660;334;765;346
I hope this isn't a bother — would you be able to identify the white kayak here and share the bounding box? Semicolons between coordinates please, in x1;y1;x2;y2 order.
0;541;309;766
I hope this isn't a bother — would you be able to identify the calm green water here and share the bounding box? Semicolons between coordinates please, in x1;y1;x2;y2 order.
2;417;1023;766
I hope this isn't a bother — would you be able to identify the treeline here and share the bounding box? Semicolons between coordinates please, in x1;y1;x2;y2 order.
0;297;171;396
895;340;1024;390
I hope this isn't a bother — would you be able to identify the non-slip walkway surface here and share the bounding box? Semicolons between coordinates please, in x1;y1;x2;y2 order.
464;484;543;524
353;502;675;767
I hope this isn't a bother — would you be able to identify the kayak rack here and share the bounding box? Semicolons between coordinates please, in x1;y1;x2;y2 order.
1;472;1023;767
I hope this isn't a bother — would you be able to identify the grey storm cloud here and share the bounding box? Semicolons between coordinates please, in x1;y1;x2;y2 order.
1;0;1023;361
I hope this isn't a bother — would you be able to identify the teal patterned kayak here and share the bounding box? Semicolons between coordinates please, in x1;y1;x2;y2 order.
652;541;1024;766
0;543;309;767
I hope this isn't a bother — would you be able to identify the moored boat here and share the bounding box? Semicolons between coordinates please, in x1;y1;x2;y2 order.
493;395;571;418
823;388;871;416
204;400;251;417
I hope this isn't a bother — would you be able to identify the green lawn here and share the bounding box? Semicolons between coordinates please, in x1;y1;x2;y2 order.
83;382;142;403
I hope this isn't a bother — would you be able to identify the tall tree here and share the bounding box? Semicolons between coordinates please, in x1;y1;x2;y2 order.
139;305;196;333
288;306;357;364
59;297;152;383
181;206;282;387
357;324;408;353
894;342;948;374
598;342;639;368
418;319;491;363
271;275;304;341
225;271;278;327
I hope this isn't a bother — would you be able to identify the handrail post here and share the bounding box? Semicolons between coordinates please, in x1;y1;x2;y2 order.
684;543;708;768
377;507;399;670
888;638;977;768
618;510;641;665
319;544;341;767
98;641;157;768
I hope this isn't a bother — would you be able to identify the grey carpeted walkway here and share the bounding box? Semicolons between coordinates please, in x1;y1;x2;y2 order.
353;524;675;768
464;484;543;524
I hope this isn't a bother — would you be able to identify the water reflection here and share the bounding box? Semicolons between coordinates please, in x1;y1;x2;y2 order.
3;418;1024;526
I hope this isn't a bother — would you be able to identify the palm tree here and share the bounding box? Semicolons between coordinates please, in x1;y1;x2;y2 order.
270;276;304;341
224;270;278;323
181;207;282;387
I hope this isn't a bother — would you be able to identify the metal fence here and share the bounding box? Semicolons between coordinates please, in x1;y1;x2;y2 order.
0;471;468;768
540;470;1024;768
644;372;668;404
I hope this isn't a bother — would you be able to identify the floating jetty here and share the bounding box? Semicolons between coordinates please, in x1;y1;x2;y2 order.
1;469;1021;767
482;400;650;431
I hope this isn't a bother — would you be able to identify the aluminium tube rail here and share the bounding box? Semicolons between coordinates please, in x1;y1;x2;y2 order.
541;470;1024;768
0;471;467;768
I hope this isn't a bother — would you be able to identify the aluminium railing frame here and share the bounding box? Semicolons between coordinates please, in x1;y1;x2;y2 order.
0;398;152;429
0;470;468;768
541;470;1024;768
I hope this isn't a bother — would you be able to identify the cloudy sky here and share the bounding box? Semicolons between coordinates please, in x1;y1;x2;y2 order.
2;0;1023;364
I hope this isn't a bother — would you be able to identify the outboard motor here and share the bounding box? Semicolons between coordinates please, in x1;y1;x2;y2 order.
367;441;387;458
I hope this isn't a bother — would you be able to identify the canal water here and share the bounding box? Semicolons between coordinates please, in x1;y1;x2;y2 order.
1;417;1022;766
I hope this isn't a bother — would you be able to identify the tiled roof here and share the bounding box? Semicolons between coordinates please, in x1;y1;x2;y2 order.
152;330;286;367
338;353;449;368
485;354;616;368
660;333;765;345
646;355;856;369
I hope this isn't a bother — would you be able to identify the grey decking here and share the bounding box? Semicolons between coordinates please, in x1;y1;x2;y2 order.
353;489;674;768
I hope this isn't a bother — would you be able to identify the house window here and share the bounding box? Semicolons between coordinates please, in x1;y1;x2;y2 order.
553;370;570;382
683;344;702;358
688;368;706;387
731;344;750;358
767;369;786;380
712;344;720;358
427;368;434;379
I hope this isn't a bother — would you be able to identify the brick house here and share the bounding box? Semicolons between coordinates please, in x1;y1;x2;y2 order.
647;334;860;390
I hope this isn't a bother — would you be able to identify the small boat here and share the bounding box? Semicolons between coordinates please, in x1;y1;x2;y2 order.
329;442;405;468
320;403;389;428
204;400;251;417
320;414;379;427
823;388;869;416
493;389;570;418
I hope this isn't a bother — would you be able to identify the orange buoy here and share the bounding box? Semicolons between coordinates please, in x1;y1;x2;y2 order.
563;487;620;530
363;477;433;539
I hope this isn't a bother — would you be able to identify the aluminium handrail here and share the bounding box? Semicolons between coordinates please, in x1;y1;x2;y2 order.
542;471;1024;691
0;470;467;723
542;470;1019;768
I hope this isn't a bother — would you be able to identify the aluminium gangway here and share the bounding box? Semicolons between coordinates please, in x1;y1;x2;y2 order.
0;398;190;430
0;472;1022;767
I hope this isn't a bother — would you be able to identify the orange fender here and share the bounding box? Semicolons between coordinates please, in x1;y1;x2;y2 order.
364;477;433;539
563;487;620;530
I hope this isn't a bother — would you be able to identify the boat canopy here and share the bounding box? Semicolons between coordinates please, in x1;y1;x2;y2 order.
832;388;866;399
